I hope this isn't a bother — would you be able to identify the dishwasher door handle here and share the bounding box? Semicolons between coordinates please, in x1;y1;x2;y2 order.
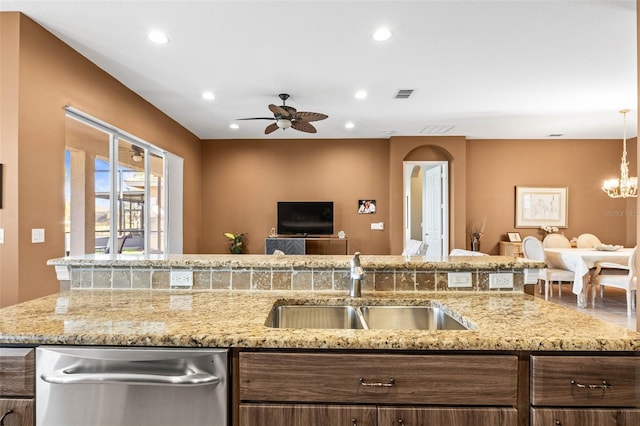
41;369;221;386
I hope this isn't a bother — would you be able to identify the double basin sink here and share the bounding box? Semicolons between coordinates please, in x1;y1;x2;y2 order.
265;303;470;331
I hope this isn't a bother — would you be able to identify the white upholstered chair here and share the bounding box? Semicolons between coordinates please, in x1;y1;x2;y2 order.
521;236;574;299
591;246;637;317
542;233;572;248
402;239;428;256
576;233;602;249
449;249;488;256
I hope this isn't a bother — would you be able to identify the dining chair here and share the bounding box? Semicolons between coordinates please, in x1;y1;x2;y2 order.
522;236;574;299
449;249;488;256
542;233;572;248
590;246;637;317
402;239;428;256
576;233;602;248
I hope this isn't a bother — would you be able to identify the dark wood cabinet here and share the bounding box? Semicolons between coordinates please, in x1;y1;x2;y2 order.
530;355;640;426
0;399;34;426
240;404;376;426
238;351;519;426
378;407;518;426
0;348;35;426
531;408;640;426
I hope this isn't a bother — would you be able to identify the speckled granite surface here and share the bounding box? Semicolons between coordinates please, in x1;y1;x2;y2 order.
47;254;544;270
1;290;638;351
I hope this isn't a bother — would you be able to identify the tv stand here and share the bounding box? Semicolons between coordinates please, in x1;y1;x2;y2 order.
265;237;349;255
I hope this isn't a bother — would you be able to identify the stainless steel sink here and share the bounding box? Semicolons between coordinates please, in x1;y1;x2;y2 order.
360;306;467;330
265;305;365;329
265;303;469;330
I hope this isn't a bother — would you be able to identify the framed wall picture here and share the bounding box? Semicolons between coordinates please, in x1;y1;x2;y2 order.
507;232;521;242
358;199;376;214
515;186;568;228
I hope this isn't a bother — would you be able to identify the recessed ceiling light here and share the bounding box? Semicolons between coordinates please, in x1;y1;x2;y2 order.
148;31;169;44
202;91;215;100
372;28;392;41
355;90;367;99
345;122;355;129
229;123;239;130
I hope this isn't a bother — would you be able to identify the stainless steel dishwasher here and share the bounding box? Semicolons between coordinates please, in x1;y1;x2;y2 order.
36;346;228;426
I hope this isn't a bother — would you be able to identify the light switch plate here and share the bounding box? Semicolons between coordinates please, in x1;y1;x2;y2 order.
32;228;45;243
370;222;384;230
0;228;4;244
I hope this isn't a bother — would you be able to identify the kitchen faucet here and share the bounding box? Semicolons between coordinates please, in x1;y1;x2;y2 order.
349;252;365;297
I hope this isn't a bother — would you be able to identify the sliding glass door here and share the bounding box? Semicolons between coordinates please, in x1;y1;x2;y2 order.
65;109;168;255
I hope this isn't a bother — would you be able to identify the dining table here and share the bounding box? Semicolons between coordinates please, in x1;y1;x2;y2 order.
543;247;633;308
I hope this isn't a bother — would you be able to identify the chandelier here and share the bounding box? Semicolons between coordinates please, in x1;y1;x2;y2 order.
602;109;638;198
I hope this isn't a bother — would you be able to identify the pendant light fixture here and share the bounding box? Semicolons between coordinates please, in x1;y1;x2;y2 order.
602;109;638;198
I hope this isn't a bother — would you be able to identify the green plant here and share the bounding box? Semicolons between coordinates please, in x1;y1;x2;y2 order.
224;232;246;254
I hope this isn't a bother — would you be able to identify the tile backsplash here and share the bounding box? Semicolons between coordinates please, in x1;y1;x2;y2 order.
66;265;525;293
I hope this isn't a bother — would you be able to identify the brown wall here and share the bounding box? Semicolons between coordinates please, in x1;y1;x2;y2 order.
200;139;390;254
467;139;637;254
203;136;633;256
0;13;202;307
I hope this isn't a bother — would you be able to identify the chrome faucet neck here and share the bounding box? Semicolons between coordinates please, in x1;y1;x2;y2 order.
349;252;365;298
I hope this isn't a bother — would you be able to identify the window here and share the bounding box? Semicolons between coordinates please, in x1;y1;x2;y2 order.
64;108;179;255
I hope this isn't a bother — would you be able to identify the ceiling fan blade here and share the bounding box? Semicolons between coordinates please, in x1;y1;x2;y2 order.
282;105;297;115
265;122;279;134
292;120;317;133
269;104;289;117
237;117;276;120
296;111;328;122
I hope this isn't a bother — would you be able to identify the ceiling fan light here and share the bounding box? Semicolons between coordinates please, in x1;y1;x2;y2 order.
276;119;292;129
132;153;143;163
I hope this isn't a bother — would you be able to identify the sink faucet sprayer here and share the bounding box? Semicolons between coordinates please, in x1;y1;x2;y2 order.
349;252;365;297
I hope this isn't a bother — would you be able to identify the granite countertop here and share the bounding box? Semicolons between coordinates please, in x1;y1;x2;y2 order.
47;254;544;270
0;290;638;351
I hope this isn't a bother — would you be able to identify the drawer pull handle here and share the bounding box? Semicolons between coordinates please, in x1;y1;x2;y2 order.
359;377;395;387
571;380;612;390
351;418;357;425
0;409;14;426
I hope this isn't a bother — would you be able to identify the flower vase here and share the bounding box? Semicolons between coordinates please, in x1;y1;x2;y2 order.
471;237;480;252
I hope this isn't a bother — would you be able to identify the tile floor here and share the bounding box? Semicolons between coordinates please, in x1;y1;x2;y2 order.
529;283;637;331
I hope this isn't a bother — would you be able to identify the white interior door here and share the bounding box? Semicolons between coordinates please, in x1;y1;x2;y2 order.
423;165;443;258
404;161;448;258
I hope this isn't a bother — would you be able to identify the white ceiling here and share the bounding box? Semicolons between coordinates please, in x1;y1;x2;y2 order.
2;0;638;140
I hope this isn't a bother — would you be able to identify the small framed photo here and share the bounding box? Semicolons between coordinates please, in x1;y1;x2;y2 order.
507;232;522;242
358;199;376;214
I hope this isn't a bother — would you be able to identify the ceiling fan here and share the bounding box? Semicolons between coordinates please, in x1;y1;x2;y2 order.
238;93;328;134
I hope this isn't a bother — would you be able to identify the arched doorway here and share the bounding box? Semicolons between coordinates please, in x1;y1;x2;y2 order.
403;161;449;258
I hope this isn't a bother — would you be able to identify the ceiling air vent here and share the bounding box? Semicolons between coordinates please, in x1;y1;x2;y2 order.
395;89;414;99
420;125;455;135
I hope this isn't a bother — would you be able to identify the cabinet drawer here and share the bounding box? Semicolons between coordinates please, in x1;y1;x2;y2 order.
0;398;35;426
531;356;639;407
0;349;35;397
239;403;376;426
379;407;518;426
531;408;640;426
240;352;518;406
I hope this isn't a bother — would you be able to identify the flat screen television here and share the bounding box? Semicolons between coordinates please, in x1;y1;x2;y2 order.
277;201;334;236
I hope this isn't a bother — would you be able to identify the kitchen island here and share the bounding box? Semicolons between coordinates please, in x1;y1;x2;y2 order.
2;254;639;426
